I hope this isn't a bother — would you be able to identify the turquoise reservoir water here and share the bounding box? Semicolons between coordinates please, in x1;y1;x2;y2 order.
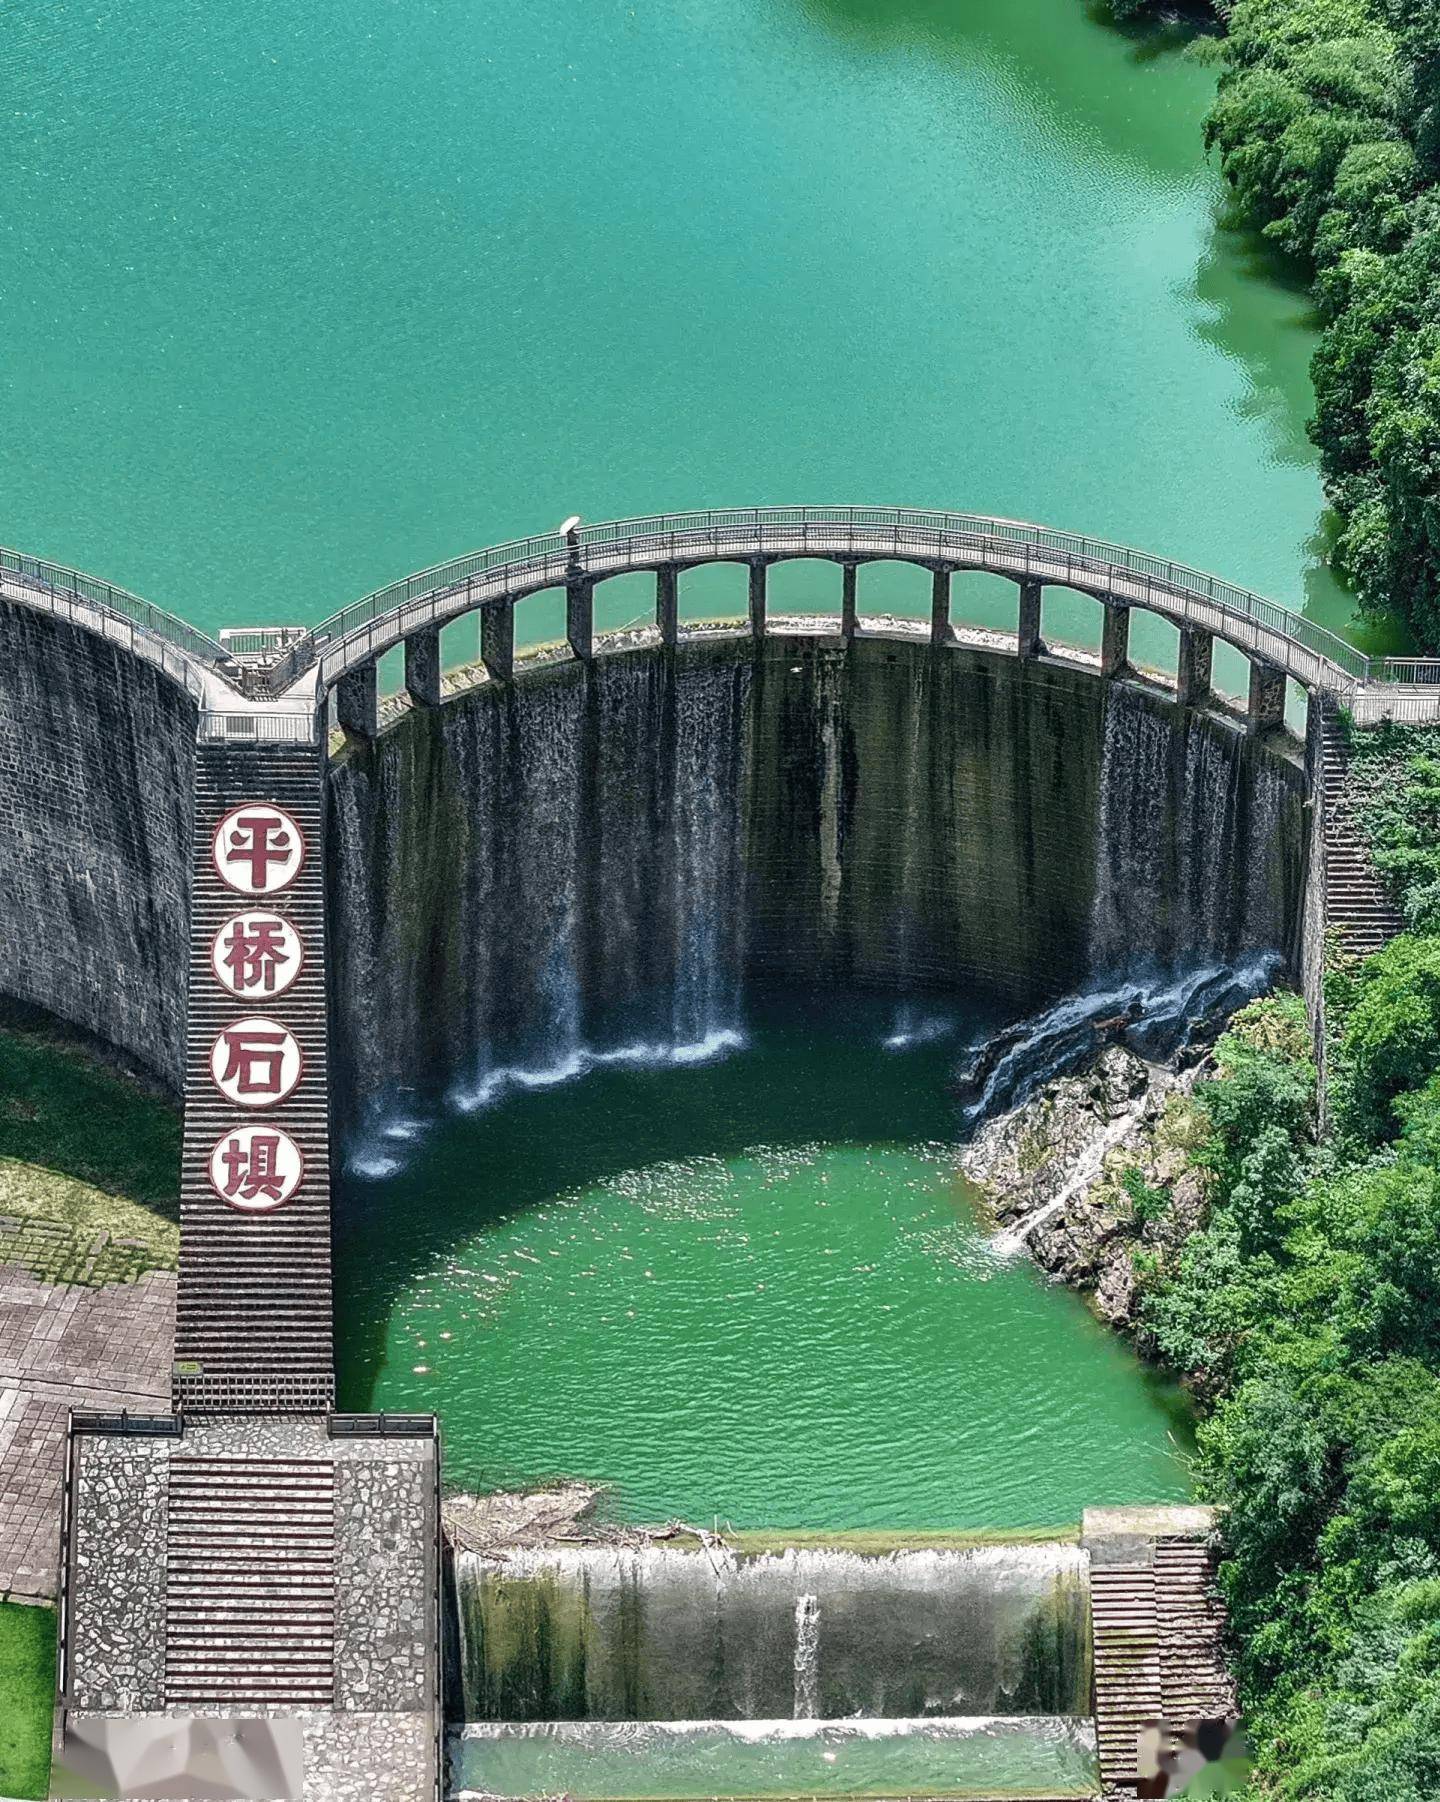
334;1006;1191;1529
2;0;1370;659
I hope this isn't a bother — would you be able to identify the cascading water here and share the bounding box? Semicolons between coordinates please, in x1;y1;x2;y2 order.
330;654;753;1166
1089;684;1295;979
450;1717;1101;1800
793;1594;820;1721
327;638;1305;1175
667;664;749;1057
952;955;1281;1130
454;1542;1091;1723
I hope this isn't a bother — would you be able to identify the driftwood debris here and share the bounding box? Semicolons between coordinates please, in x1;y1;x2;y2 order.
443;1482;735;1567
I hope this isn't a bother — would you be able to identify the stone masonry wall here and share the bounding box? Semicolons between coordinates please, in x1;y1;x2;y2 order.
68;1436;169;1711
0;600;196;1093
335;1459;433;1712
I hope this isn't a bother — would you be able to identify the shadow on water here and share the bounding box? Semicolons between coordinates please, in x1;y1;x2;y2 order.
1192;216;1321;471
331;990;1007;1408
791;0;1219;178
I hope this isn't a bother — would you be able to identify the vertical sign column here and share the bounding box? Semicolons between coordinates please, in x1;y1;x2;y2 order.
206;804;308;1212
175;752;335;1416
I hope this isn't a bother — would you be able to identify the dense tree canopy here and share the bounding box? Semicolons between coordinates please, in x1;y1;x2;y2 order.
1127;728;1440;1794
1110;0;1440;646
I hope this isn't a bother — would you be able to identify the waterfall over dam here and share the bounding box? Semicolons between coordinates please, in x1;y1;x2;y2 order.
327;632;1305;1135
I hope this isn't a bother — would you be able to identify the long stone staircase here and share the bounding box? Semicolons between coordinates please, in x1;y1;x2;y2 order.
1090;1562;1161;1793
1318;701;1405;959
175;740;335;1414
163;1455;336;1709
1087;1514;1236;1797
1155;1536;1234;1729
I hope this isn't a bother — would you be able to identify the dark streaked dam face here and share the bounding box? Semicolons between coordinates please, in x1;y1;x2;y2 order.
326;631;1302;1530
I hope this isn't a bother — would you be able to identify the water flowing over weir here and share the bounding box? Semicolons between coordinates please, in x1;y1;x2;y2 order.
454;1543;1092;1723
326;635;1307;1146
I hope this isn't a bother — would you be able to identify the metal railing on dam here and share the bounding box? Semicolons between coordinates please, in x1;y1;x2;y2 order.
7;508;1440;727
260;506;1440;722
0;542;226;701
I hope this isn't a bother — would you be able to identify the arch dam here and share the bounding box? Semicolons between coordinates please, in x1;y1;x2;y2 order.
1;505;1432;1799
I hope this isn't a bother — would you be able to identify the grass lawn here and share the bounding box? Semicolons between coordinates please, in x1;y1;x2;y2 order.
0;1601;55;1800
0;1018;180;1271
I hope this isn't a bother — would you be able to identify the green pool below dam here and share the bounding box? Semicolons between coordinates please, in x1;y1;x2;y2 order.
334;997;1195;1531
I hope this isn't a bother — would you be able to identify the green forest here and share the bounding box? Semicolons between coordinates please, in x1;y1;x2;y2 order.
1128;724;1440;1796
1119;0;1440;648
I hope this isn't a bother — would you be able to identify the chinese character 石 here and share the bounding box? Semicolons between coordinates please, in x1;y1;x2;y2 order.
209;1017;302;1107
219;1026;287;1095
221;917;293;994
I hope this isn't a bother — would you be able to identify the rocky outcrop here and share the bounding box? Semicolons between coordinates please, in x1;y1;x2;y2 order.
964;1045;1214;1331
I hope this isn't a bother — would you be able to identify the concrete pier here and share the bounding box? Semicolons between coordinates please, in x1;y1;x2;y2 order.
1100;603;1130;680
1248;657;1286;734
481;598;514;682
657;565;679;648
403;628;441;708
1018;579;1043;659
335;665;378;742
566;577;594;663
1176;627;1213;707
841;562;858;641
748;560;768;640
929;566;950;645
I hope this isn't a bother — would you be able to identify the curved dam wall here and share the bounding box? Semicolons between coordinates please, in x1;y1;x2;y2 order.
326;632;1306;1129
0;598;196;1093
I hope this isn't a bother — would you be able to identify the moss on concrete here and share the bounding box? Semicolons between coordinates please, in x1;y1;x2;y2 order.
0;1600;55;1800
0;1021;180;1276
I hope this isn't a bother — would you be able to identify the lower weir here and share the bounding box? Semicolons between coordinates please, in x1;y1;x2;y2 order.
327;632;1305;1135
455;1543;1091;1722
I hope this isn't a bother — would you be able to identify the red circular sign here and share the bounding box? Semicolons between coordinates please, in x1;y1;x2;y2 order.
210;910;305;1001
208;1125;304;1213
209;1016;304;1109
211;803;306;896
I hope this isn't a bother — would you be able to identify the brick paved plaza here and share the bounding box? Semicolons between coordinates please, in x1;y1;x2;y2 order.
0;1238;173;1599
